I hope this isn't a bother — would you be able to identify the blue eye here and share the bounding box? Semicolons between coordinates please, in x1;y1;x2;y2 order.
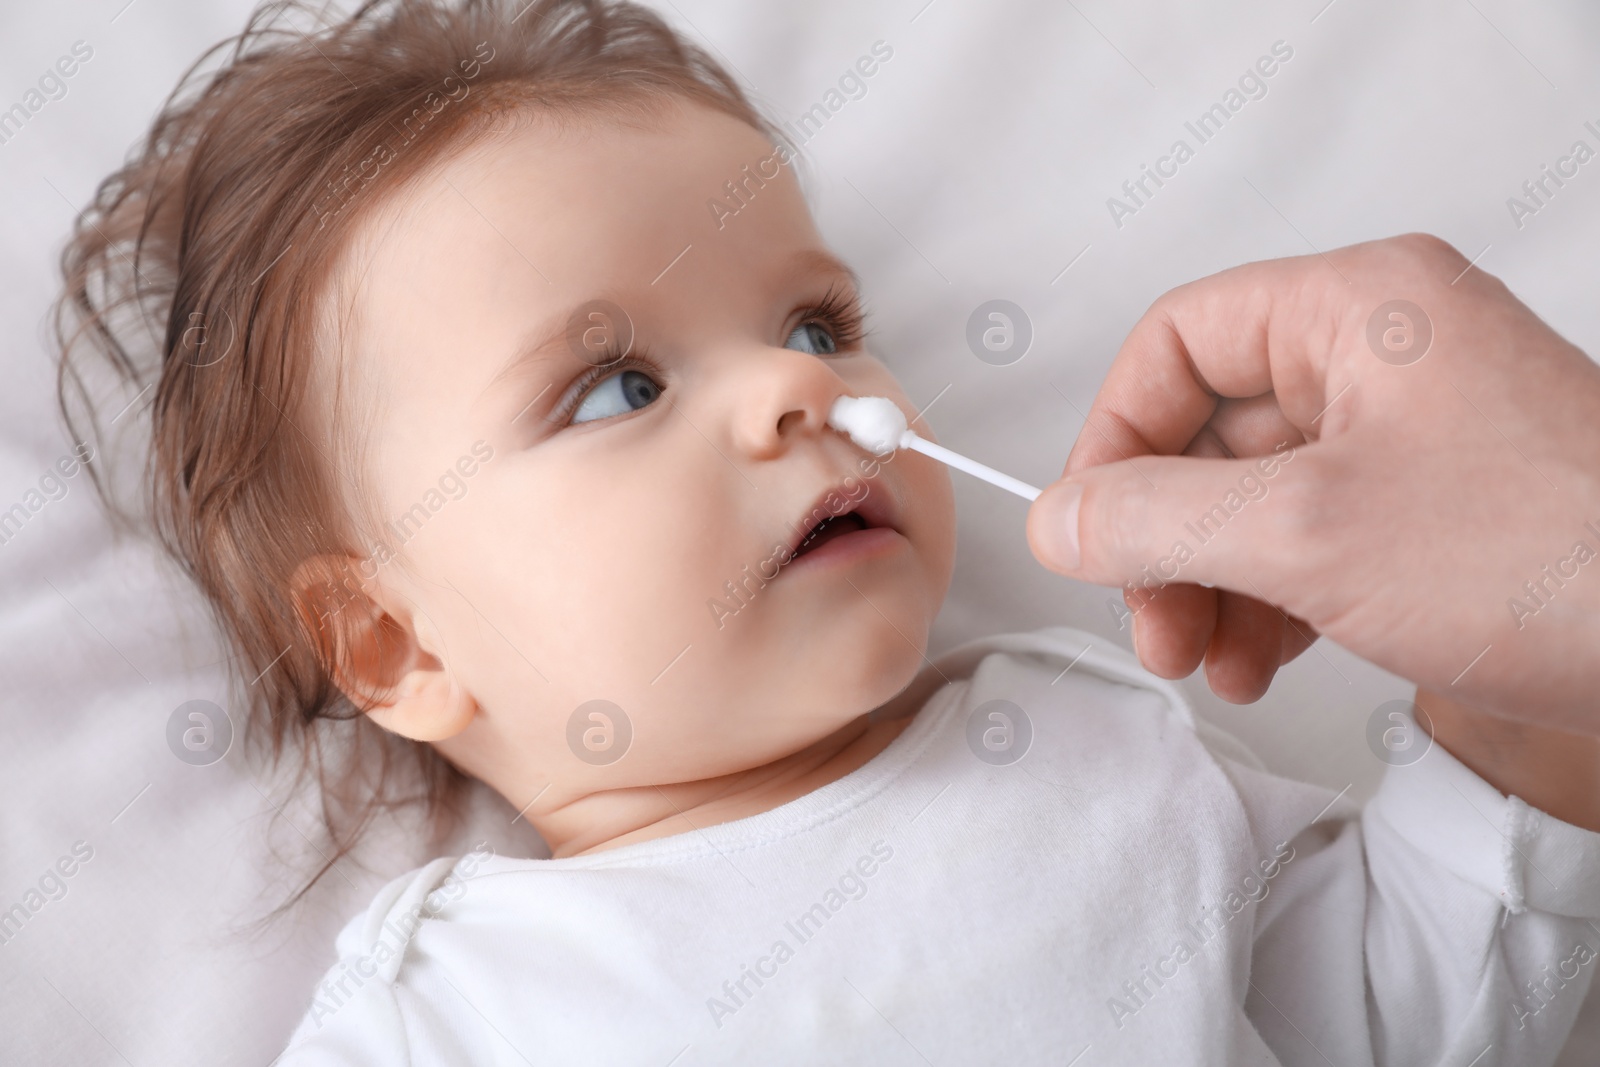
570;369;662;424
784;321;838;355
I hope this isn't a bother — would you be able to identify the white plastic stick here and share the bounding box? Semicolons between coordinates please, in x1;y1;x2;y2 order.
900;431;1042;501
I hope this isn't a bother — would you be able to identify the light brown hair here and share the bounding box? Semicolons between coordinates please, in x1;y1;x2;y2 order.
55;0;780;915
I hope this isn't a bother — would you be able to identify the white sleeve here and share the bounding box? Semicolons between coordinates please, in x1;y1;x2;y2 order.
1216;734;1600;1067
274;925;411;1065
274;857;461;1065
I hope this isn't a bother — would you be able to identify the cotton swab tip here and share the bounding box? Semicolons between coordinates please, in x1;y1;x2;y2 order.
827;395;909;455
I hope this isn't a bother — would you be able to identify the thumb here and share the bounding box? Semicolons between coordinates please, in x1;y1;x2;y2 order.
1026;448;1307;590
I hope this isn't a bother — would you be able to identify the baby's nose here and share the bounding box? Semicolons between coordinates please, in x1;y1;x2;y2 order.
725;345;845;461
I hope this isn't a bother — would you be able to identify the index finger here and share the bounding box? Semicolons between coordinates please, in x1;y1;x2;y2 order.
1063;247;1343;476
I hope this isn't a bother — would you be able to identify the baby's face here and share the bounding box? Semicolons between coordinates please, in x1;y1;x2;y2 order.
330;102;955;822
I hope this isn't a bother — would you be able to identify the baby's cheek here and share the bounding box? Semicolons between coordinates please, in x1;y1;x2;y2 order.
922;464;960;594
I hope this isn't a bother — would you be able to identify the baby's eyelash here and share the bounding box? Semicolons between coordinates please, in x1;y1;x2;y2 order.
548;352;664;425
800;284;868;350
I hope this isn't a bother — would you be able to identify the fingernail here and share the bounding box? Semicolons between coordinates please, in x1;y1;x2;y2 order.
1033;483;1083;571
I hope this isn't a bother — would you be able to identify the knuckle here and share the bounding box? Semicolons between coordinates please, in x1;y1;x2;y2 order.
1392;231;1467;274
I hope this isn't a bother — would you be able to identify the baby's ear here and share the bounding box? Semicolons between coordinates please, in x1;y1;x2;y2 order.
290;556;476;742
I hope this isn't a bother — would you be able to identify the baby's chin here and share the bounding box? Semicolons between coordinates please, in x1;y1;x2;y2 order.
801;606;934;704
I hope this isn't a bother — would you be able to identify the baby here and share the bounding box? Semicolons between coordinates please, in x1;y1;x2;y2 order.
53;0;1600;1064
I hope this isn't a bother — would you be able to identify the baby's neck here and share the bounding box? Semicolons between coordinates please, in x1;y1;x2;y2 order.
538;711;914;859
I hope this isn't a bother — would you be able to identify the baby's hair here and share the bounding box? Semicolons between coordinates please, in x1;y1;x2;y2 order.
54;0;780;916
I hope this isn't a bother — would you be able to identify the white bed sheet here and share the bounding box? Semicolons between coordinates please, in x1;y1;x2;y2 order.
2;0;1597;1062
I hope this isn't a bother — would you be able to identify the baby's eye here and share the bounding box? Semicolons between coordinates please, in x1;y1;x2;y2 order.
570;369;662;424
784;321;838;356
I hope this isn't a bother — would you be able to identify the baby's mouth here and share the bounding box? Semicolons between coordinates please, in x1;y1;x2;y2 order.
782;480;900;570
793;511;870;558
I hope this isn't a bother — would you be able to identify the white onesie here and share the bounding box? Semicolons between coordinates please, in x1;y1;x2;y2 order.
278;627;1600;1065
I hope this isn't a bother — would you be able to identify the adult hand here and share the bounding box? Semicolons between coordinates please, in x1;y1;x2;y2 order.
1026;234;1600;732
